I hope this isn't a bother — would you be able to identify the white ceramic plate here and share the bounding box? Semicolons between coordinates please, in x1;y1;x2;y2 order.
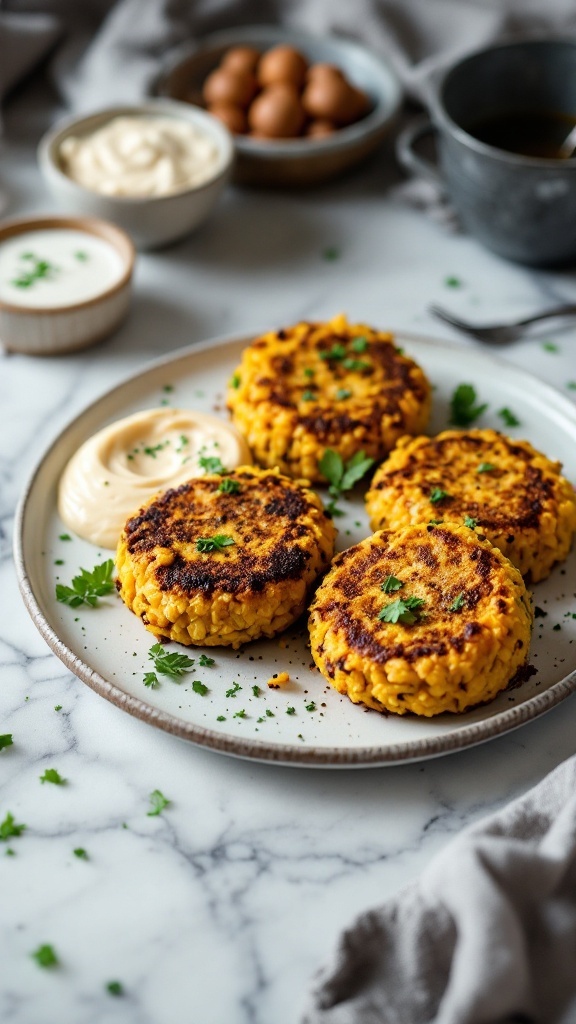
15;332;576;767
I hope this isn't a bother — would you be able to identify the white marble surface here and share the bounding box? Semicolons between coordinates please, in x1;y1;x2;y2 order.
2;82;576;1024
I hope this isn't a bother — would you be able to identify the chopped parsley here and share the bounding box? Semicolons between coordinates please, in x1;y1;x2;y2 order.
0;734;13;751
230;373;241;389
191;680;209;696
107;981;123;996
286;707;296;715
198;654;215;667
265;709;274;718
498;407;521;427
429;487;450;504
477;462;496;473
429;518;444;525
31;944;59;968
449;593;465;612
319;448;375;515
449;383;488;426
54;705;62;712
196;534;235;553
379;596;425;625
319;343;347;362
464;515;478;529
304;367;315;378
302;390;317;401
233;709;247;719
73;848;88;860
252;685;261;697
143;442;168;458
226;682;242;698
162;384;174;393
218;477;241;494
351;336;369;352
147;789;170;816
444;275;462;287
55;559;115;608
305;702;317;712
198;454;226;474
0;812;26;841
40;768;66;785
143;672;160;689
75;250;88;262
342;357;371;372
553;623;561;631
567;381;576;390
12;255;58;289
59;533;72;541
381;575;403;593
148;643;194;678
335;388;352;401
542;341;559;353
216;715;226;722
322;246;340;261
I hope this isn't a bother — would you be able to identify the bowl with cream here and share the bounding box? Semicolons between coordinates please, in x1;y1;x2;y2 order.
0;215;135;355
38;100;234;249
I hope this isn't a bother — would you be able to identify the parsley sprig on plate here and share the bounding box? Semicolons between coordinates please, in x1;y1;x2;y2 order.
55;559;115;608
319;449;375;516
378;596;425;625
449;383;488;426
148;643;195;678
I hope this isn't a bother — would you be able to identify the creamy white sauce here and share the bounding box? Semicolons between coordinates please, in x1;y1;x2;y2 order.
60;116;221;197
58;408;253;549
0;229;125;309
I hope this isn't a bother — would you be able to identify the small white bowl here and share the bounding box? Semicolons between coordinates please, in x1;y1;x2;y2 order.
0;215;135;355
38;100;234;249
155;27;403;186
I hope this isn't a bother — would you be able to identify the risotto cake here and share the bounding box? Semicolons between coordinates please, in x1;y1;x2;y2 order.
116;466;336;648
366;429;576;582
308;522;533;717
227;314;431;483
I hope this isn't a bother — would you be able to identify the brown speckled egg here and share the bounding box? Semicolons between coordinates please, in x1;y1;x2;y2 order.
258;45;308;89
208;103;248;134
221;46;261;75
302;70;367;125
248;83;305;138
203;68;258;109
306;119;336;138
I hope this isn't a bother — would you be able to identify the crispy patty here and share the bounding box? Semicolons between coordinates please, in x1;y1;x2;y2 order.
365;429;576;582
227;314;431;482
116;466;336;648
308;522;533;717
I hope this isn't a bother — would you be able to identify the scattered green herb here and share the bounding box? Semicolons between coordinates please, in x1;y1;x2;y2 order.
305;702;316;712
351;336;368;353
233;709;247;719
230;373;241;389
147;789;170;816
542;342;559;353
191;680;209;696
143;672;160;689
59;533;72;541
381;576;404;593
567;381;576;390
477;462;496;473
216;715;226;722
107;981;123;996
322;246;340;261
0;813;25;841
252;685;261;697
55;559;115;608
266;709;274;718
428;519;444;525
429;487;450;504
74;251;88;262
12;256;58;289
73;848;88;860
464;515;478;529
198;654;215;667
343;357;371;372
553;623;561;631
163;384;174;393
444;275;461;287
218;477;241;494
148;643;194;678
196;534;235;553
449;593;465;612
335;388;352;401
40;768;66;786
450;383;488;426
54;559;64;566
304;367;315;378
0;734;13;751
302;390;317;401
378;595;425;625
498;407;521;427
226;682;241;698
319;343;346;362
31;944;59;968
198;454;226;474
54;705;62;712
286;707;296;715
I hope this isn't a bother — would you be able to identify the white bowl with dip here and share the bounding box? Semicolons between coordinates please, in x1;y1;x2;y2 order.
38;100;234;249
0;215;135;355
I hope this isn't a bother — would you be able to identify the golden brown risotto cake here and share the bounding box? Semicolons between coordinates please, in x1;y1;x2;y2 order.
116;466;336;648
308;522;533;717
226;313;431;483
365;429;576;583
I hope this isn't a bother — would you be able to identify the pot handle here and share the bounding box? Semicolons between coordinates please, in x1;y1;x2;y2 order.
396;116;443;186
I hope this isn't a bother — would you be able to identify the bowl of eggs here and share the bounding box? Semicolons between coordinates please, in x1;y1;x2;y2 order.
155;26;402;186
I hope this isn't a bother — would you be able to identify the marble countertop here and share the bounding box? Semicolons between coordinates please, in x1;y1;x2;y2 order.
2;83;576;1024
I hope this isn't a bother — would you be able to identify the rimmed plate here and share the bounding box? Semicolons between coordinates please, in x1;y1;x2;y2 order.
14;332;576;767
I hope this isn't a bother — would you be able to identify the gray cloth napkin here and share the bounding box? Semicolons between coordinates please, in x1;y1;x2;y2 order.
302;754;576;1024
4;0;576;112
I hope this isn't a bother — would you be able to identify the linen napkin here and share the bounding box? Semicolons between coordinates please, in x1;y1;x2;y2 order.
302;754;576;1024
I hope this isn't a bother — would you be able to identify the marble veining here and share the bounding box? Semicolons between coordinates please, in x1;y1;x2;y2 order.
2;84;576;1024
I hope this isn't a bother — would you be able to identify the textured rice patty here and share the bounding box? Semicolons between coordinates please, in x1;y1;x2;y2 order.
227;313;431;483
116;466;336;648
308;522;533;717
366;429;576;583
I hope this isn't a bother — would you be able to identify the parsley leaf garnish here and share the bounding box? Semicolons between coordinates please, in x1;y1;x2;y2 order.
230;373;241;389
450;383;488;426
286;707;296;715
378;596;425;625
198;654;215;667
449;593;465;612
143;672;160;689
302;390;317;401
252;685;261;697
74;848;88;859
31;944;59;968
40;768;66;785
59;533;72;541
233;709;247;719
319;343;347;362
381;576;404;593
191;680;208;696
199;454;226;474
55;559;115;608
218;478;241;494
429;518;444;525
147;789;170;817
107;981;123;996
342;358;371;372
319;448;375;515
148;643;194;678
477;462;496;473
430;487;450;504
498;407;521;427
351;336;369;352
0;812;26;841
0;734;13;751
335;388;352;400
226;682;241;698
464;515;478;529
305;702;317;712
196;534;235;553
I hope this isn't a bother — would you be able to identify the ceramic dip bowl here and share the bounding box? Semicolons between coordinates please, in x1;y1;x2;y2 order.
0;215;135;355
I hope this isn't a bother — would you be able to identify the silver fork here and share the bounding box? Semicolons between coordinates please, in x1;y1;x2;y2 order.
429;302;576;345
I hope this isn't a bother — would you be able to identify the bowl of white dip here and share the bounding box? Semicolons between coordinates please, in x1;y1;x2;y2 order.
0;215;134;354
38;100;234;249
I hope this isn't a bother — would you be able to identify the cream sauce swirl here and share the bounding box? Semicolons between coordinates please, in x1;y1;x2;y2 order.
58;408;252;548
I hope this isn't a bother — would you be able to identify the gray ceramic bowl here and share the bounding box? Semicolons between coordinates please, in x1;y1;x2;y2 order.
155;26;402;186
